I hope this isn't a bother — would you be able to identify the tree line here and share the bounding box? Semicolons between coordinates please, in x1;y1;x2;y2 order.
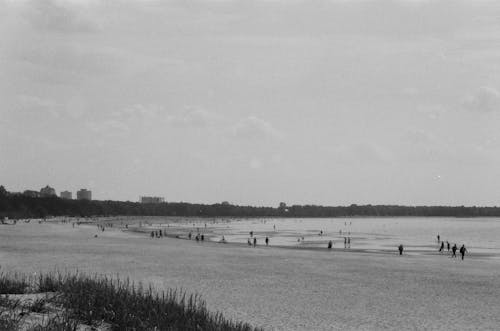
1;185;500;219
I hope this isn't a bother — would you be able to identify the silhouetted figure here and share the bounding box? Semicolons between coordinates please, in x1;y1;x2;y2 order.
253;237;257;247
347;237;351;248
195;234;200;241
265;236;269;246
150;231;154;238
398;244;404;255
250;231;253;237
437;234;440;242
188;232;192;240
328;240;333;249
344;237;347;248
439;241;444;252
460;245;467;260
447;241;450;252
319;230;323;236
452;244;457;257
201;234;204;241
248;238;252;246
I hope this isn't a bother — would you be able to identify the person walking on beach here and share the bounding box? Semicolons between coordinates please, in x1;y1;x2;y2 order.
248;238;252;246
460;245;467;260
439;241;444;252
398;244;404;255
437;234;440;243
344;237;347;248
452;244;457;258
265;236;269;246
188;232;192;240
447;241;450;252
328;240;333;249
347;237;351;248
253;237;257;247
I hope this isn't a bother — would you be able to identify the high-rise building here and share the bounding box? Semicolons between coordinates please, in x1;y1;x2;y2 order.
60;191;72;199
140;196;165;204
76;189;92;201
40;185;56;197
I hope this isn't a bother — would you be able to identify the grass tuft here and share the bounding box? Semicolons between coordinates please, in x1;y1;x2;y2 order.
0;270;261;331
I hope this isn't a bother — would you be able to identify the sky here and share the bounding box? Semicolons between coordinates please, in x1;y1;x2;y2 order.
2;0;500;206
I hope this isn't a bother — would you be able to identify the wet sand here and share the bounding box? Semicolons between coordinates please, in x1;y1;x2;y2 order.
1;221;500;330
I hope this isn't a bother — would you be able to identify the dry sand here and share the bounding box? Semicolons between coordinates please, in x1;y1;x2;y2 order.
1;221;500;330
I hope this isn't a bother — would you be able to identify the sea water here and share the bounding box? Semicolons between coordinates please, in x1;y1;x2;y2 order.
156;217;500;257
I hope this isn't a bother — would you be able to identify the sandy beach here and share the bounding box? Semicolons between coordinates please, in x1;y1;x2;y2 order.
1;221;499;330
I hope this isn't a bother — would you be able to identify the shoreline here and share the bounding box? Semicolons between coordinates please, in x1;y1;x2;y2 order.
124;226;498;260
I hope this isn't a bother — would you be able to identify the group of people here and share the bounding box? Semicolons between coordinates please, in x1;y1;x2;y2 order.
437;234;467;260
150;229;164;238
246;235;270;247
188;231;205;241
398;234;468;260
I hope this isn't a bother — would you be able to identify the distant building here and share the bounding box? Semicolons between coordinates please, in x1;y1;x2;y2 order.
77;189;92;201
140;196;165;204
40;185;56;197
23;190;41;198
60;191;72;199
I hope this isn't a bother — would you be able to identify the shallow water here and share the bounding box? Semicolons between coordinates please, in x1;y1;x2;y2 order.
133;216;500;257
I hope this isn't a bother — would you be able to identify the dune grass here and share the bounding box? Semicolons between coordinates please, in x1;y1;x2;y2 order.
0;270;261;331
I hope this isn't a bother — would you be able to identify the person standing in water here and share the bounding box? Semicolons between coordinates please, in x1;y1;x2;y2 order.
460;245;467;260
265;236;269;246
398;244;404;255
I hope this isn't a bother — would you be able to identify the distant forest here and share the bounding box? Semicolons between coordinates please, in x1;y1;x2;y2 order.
1;186;500;219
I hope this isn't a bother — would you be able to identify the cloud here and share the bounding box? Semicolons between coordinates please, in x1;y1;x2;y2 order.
416;104;447;120
24;0;101;34
167;107;221;128
120;104;162;119
231;116;283;141
86;119;129;134
403;129;439;146
463;86;500;113
331;142;393;165
13;94;61;118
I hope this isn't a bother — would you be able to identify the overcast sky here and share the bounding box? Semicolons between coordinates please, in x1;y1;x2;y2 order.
2;0;500;206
